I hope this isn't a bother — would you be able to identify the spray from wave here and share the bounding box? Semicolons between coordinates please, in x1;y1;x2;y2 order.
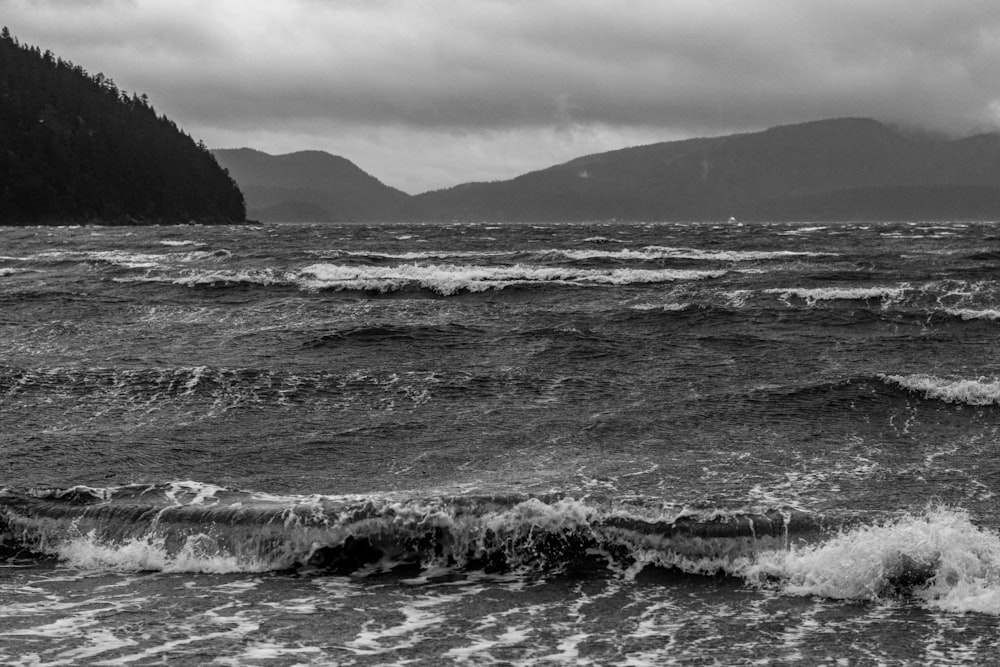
744;507;1000;614
5;484;1000;613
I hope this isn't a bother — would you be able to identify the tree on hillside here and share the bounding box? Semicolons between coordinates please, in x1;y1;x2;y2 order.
0;27;246;224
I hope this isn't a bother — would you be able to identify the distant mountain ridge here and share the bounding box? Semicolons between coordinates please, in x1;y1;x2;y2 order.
216;118;1000;223
212;148;412;222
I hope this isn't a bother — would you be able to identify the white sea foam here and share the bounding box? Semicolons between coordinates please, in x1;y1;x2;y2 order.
158;240;202;247
554;245;832;262
627;302;692;312
777;226;830;236
182;248;231;261
944;308;1000;321
880;374;1000;405
296;263;725;295
218;642;323;665
58;531;272;573
31;249;230;269
314;245;828;264
581;236;623;243
317;249;509;261
162;479;230;505
38;249;165;269
166;267;288;287
344;594;457;656
744;508;1000;614
766;286;907;306
19;483;1000;616
442;627;533;661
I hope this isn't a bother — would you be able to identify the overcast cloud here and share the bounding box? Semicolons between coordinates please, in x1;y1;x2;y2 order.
4;0;1000;193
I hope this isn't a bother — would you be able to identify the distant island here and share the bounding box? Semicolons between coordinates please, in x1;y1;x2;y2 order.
216;118;1000;223
0;29;246;225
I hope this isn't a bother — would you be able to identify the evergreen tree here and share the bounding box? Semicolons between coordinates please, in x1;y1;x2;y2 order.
0;28;246;224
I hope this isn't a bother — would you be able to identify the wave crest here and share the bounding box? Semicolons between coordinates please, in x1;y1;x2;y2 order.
0;483;814;576
163;263;725;295
744;507;1000;613
765;286;907;306
5;485;1000;613
880;374;1000;406
943;308;1000;321
297;263;726;295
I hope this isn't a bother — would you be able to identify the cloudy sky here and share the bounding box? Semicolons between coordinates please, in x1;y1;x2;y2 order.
5;0;1000;193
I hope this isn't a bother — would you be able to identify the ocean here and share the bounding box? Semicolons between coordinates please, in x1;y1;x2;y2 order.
3;220;1000;665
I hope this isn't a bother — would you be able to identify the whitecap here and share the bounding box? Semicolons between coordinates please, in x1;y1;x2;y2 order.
158;240;203;247
58;531;272;574
296;263;725;295
880;374;1000;406
743;507;1000;614
776;226;830;236
944;308;1000;321
555;246;832;262
766;286;907;306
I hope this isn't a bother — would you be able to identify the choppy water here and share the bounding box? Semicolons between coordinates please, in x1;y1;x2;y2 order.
3;220;1000;665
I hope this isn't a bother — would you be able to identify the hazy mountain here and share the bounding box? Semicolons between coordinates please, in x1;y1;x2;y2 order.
0;29;245;225
215;118;1000;223
212;148;415;222
413;118;1000;222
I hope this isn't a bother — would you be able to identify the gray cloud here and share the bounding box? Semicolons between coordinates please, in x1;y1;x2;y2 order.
5;0;1000;192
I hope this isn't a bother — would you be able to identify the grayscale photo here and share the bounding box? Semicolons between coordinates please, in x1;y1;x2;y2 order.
3;1;1000;664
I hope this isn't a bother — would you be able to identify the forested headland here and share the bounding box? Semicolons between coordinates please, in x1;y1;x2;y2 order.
0;28;246;225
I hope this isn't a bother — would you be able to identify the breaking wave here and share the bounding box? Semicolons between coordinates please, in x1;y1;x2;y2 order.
16;249;232;269
765;286;908;306
763;281;1000;316
0;483;817;576
317;246;831;264
745;507;1000;614
943;308;1000;321
880;374;1000;406
744;374;1000;415
157;240;204;247
549;246;834;263
3;485;1000;613
155;263;726;295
